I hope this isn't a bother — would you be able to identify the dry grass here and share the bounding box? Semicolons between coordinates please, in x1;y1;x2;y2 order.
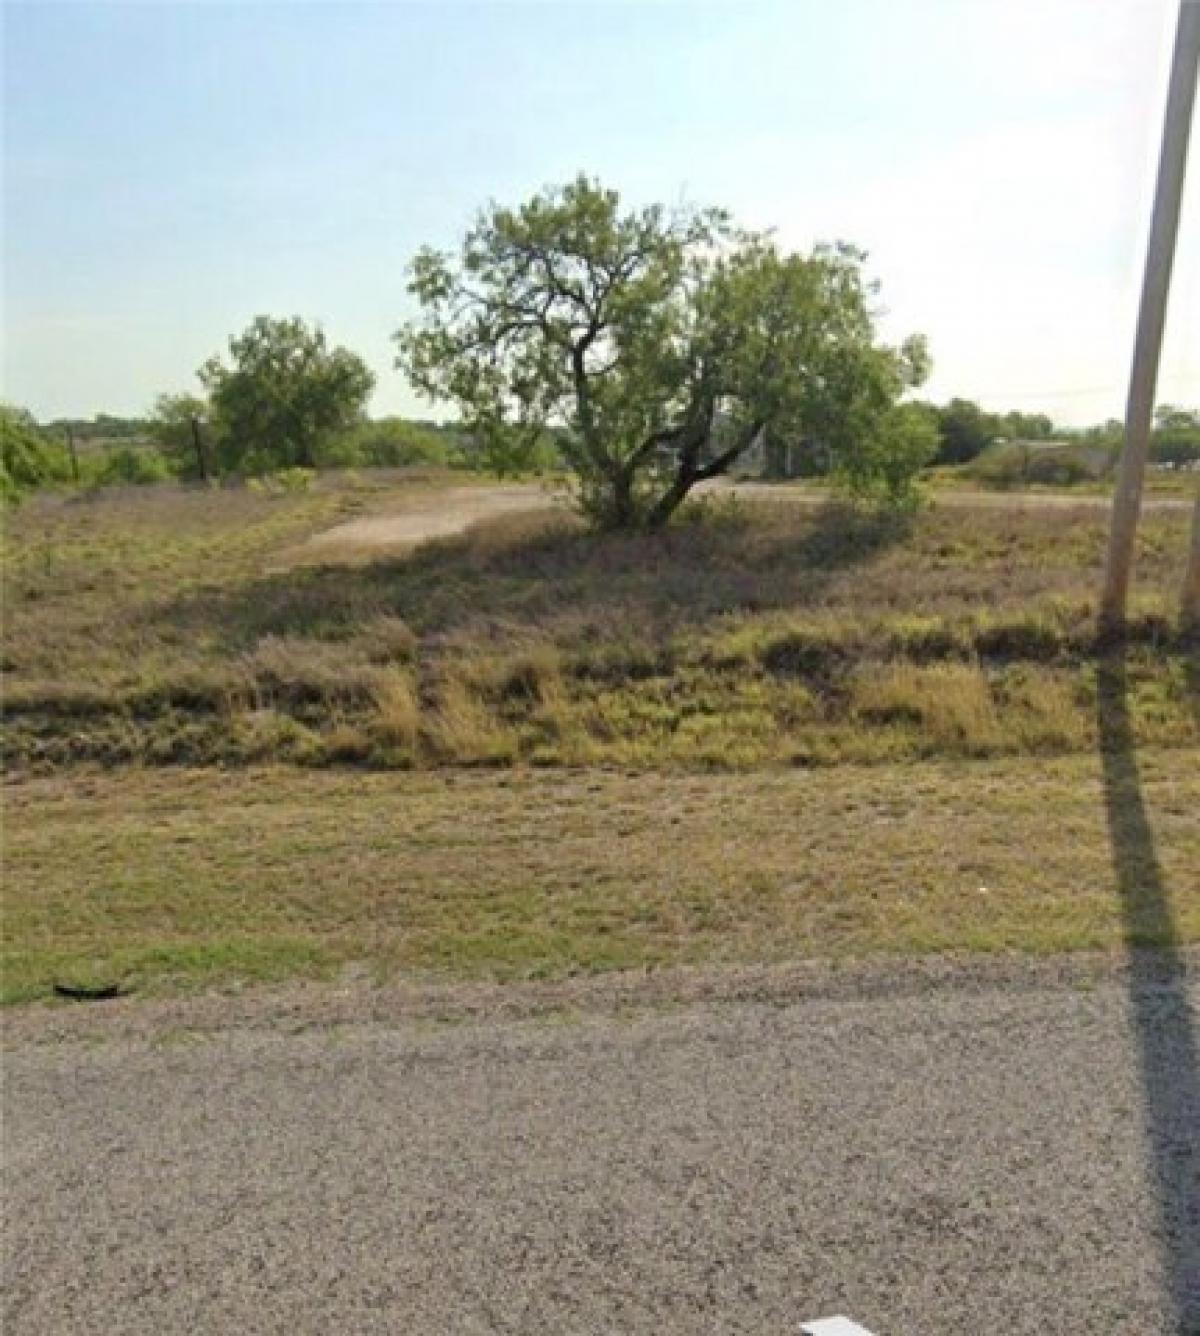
370;670;422;751
3;479;1197;769
3;749;1196;1004
5;478;1196;1004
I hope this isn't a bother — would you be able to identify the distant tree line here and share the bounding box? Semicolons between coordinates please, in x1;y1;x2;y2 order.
912;399;1198;471
5;176;1198;519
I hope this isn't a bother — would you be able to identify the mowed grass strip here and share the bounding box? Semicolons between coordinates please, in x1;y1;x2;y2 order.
4;749;1197;1004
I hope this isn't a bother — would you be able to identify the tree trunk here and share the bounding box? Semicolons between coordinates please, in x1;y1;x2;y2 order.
608;468;639;530
645;471;696;529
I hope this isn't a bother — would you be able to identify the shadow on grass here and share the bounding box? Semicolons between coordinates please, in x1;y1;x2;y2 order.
1097;647;1200;1331
148;500;912;653
1184;628;1200;731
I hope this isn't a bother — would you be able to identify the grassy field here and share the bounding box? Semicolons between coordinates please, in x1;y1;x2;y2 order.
3;474;1196;769
3;473;1197;1003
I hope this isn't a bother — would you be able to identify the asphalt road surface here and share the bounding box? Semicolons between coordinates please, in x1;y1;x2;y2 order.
5;960;1199;1335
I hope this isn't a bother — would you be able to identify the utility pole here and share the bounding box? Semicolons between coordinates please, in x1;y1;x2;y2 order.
1101;0;1200;629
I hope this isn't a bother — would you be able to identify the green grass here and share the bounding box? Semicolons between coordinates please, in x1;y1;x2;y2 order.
3;477;1196;769
3;749;1197;1004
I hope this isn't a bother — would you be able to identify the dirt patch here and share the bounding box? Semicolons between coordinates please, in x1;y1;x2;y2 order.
300;483;561;560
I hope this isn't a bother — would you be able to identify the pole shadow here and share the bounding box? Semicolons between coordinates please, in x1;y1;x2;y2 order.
1097;646;1200;1331
1184;630;1200;732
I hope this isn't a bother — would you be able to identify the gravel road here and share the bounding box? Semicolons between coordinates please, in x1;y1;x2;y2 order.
5;960;1199;1335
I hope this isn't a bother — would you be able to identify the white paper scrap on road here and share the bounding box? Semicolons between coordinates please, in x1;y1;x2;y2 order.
801;1319;878;1336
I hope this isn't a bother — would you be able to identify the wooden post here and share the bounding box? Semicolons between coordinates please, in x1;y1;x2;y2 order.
1183;491;1200;627
1101;0;1200;629
190;416;209;482
65;426;80;485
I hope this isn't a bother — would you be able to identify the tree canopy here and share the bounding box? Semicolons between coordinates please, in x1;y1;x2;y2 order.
396;176;931;528
200;316;375;474
932;398;997;464
1151;404;1200;466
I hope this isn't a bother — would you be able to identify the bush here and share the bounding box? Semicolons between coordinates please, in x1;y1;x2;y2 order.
969;443;1028;488
971;442;1099;489
246;467;316;493
87;445;175;488
1;406;72;501
834;401;938;509
321;418;450;470
1025;452;1090;486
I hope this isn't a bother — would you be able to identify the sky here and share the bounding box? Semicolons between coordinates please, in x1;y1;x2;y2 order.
3;0;1198;427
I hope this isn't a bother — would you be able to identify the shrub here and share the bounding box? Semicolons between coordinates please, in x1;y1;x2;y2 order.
323;418;450;470
87;445;175;488
272;466;316;493
1025;452;1090;486
1;405;72;501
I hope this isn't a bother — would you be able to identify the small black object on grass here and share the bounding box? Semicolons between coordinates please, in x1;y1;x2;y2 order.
52;982;127;1002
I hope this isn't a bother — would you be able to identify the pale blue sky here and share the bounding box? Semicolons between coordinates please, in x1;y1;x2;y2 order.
4;0;1197;424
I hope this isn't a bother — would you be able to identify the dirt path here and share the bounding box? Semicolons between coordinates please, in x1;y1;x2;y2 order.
301;480;1192;560
304;483;558;556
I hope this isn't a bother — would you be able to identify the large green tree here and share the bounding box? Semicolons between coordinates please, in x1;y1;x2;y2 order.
396;177;931;529
200;317;375;474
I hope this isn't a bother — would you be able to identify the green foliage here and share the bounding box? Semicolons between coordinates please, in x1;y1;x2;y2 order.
1023;451;1091;486
1;405;71;501
968;439;1112;489
933;398;997;464
86;444;174;487
148;392;211;479
834;401;939;507
248;466;317;493
1151;404;1200;467
397;176;930;529
323;417;452;470
200;316;375;475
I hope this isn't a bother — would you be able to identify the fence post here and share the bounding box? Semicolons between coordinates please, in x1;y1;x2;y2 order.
66;426;80;484
190;416;209;482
